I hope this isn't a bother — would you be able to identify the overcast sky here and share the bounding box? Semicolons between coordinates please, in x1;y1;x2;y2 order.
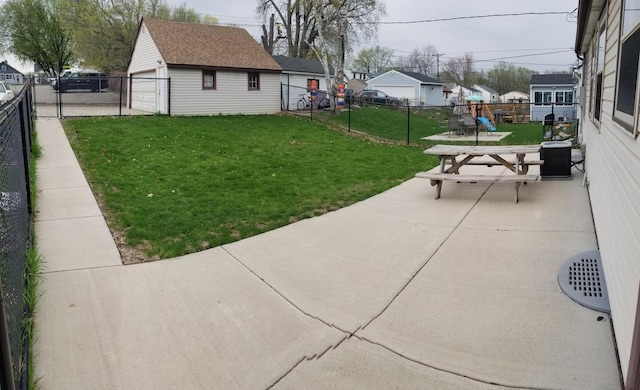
2;0;580;75
166;0;580;74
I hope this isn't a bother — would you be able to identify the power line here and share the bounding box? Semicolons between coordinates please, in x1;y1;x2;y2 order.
375;11;570;25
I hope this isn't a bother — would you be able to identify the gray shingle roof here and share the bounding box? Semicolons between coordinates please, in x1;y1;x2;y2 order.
530;74;575;85
142;18;281;71
397;70;443;84
476;84;498;94
272;56;333;75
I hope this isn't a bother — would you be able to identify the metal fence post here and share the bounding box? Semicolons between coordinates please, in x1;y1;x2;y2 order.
119;77;123;116
348;97;351;132
407;104;410;145
167;77;171;116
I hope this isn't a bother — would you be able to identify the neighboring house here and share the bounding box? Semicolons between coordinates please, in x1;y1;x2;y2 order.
529;74;576;121
366;70;445;106
450;85;483;104
473;84;499;103
0;61;24;84
500;91;530;103
272;55;333;110
127;18;282;115
575;1;640;388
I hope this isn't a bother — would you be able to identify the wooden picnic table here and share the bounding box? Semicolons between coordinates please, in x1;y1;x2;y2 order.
416;144;542;203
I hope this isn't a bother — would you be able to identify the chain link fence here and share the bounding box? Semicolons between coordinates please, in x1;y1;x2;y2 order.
0;80;34;390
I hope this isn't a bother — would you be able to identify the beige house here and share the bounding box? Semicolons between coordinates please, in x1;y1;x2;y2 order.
127;18;282;115
575;1;640;388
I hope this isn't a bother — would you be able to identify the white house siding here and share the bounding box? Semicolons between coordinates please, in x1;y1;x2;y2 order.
368;72;420;105
419;85;445;106
280;73;330;110
127;21;165;110
168;68;280;115
580;0;640;382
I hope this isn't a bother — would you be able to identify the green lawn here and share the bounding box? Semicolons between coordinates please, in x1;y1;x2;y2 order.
314;106;563;146
63;115;437;261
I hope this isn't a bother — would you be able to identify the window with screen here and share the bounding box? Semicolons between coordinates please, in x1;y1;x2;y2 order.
613;0;640;133
248;73;260;90
202;71;216;90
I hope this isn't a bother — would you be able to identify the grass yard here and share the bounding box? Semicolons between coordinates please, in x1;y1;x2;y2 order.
63;114;436;262
315;106;566;146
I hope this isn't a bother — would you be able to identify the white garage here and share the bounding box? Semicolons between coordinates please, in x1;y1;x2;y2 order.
367;70;445;107
130;71;157;113
372;85;415;103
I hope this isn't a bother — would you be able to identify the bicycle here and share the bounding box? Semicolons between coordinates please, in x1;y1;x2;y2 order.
296;94;330;111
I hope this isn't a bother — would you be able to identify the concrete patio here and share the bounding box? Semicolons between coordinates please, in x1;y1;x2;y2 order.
33;117;622;389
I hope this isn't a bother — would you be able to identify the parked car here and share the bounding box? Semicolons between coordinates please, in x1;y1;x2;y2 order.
54;70;109;92
50;69;76;86
0;82;15;104
356;89;402;107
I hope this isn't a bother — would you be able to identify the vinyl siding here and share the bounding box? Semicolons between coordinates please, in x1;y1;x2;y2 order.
368;71;444;106
168;68;280;115
580;0;640;382
280;73;330;110
127;22;164;75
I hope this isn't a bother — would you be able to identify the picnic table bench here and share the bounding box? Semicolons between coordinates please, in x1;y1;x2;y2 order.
416;144;542;203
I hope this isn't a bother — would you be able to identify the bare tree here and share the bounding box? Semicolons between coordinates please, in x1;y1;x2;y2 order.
440;53;476;86
398;45;438;76
257;0;318;58
307;0;386;114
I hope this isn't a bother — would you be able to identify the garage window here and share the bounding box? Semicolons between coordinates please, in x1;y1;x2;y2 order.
248;72;260;90
203;71;216;90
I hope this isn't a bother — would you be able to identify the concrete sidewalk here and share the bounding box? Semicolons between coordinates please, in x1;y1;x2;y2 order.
33;117;622;389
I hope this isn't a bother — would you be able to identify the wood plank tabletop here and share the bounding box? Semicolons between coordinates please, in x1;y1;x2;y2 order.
423;144;541;156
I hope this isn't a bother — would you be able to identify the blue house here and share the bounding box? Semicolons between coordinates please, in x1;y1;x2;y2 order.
529;74;576;121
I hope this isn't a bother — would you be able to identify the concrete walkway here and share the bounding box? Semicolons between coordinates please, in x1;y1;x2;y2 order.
33;117;622;389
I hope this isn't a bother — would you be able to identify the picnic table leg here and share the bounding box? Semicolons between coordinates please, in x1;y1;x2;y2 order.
514;182;521;204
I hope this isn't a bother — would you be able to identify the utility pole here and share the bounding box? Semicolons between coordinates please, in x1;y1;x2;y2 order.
436;53;444;79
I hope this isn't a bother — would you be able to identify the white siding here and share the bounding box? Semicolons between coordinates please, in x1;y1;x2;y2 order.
579;0;640;382
368;71;421;105
280;73;330;110
127;22;164;75
419;85;445;106
168;68;280;115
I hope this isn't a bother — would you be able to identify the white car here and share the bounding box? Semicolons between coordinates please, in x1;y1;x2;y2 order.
0;82;15;104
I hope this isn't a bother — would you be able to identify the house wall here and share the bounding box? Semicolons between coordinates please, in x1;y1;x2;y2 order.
367;72;420;105
127;21;165;111
529;85;577;121
579;0;640;383
168;68;280;115
280;72;330;110
500;91;529;103
419;85;445;106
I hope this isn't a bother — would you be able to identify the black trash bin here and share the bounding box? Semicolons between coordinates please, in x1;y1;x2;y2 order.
540;141;572;179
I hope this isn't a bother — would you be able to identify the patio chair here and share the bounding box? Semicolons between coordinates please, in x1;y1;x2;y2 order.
461;113;477;135
447;115;461;136
436;112;448;132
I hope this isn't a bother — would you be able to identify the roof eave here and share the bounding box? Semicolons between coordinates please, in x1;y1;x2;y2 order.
575;0;607;54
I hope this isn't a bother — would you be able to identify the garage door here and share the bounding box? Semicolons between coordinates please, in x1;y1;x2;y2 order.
131;71;156;113
374;86;415;103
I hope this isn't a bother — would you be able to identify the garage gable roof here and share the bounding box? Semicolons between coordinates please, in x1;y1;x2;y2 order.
368;70;443;85
142;18;281;72
272;56;333;75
